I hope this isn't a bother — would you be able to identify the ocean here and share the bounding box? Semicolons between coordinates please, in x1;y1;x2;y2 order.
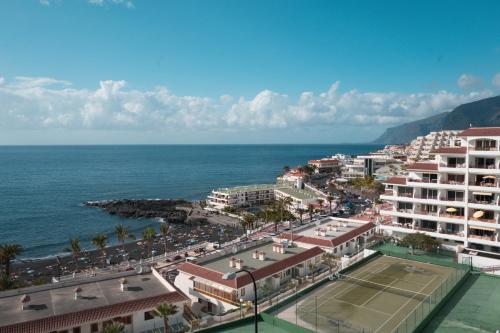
0;144;382;258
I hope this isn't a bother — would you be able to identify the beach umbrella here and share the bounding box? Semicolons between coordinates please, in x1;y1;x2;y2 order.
446;207;457;213
483;176;496;179
473;211;484;219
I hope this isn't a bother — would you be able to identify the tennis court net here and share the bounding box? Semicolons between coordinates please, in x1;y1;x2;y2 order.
337;273;432;302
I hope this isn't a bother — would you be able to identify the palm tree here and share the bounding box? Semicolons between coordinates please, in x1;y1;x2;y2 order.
115;224;131;252
316;198;324;213
322;252;338;275
160;222;170;255
142;227;156;258
101;322;125;333
154;303;178;333
243;214;256;231
69;238;81;272
307;203;314;221
0;244;23;277
326;195;334;214
296;208;306;225
91;234;108;267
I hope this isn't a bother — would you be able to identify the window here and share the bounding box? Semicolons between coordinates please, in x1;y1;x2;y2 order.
240;288;245;297
72;328;81;333
145;311;155;320
334;248;337;253
122;315;132;325
90;324;99;333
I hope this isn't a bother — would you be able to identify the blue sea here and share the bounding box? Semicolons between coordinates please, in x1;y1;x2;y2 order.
0;144;381;258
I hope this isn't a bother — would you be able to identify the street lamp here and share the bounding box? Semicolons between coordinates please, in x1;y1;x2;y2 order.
222;269;258;333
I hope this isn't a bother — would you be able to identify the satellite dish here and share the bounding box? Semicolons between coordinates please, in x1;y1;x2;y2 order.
232;246;238;254
135;266;143;274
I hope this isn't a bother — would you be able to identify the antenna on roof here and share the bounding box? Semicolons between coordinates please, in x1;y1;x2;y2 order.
470;123;472;128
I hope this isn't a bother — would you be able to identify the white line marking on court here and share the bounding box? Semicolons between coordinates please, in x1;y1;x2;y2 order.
374;274;438;333
359;276;400;307
316;264;391;307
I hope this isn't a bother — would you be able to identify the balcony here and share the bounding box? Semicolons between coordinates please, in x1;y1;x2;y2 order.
396;208;413;214
408;178;438;184
439;213;465;220
470;164;498;170
471;217;497;224
414;226;438;232
470;146;499;152
415;210;439;216
470;181;499;188
397;192;414;198
440;162;466;168
468;234;496;241
439;179;465;185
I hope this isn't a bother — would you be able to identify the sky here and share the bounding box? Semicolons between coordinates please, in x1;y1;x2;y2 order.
0;0;499;144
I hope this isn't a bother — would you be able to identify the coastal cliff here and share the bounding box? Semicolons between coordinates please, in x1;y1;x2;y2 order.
373;95;500;144
84;199;190;223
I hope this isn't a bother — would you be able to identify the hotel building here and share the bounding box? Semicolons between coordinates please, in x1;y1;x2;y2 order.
0;271;188;333
407;130;460;163
308;158;339;174
379;127;500;254
174;241;323;315
275;217;376;256
207;184;276;210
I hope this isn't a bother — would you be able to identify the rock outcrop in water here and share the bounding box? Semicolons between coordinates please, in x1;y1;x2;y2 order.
84;199;191;223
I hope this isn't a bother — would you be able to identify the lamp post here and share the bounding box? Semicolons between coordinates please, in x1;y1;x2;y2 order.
222;269;258;333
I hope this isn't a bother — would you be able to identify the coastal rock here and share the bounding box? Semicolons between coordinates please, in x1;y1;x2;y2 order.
84;199;190;223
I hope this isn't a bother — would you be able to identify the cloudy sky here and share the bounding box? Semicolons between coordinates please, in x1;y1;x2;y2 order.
0;0;499;144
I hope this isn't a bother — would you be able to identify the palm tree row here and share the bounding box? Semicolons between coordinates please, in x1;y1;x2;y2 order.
0;243;23;278
67;221;171;270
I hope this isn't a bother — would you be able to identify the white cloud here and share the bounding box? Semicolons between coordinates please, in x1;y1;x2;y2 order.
88;0;134;8
39;0;50;5
457;74;483;90
492;73;500;88
0;76;493;134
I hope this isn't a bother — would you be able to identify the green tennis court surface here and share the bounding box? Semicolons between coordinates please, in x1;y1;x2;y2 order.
276;255;462;333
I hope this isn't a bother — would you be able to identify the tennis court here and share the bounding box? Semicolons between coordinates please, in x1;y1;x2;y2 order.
276;255;464;333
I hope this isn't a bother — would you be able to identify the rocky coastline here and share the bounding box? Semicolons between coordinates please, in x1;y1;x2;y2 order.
84;199;190;223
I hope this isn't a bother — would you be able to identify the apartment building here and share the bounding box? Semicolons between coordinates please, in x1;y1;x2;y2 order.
273;186;320;211
0;271;188;333
407;130;460;163
275;217;376;256
207;184;276;210
379;127;500;255
341;154;401;179
308;158;339;174
174;241;323;314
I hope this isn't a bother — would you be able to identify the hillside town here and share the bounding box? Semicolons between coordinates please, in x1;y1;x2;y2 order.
3;126;500;333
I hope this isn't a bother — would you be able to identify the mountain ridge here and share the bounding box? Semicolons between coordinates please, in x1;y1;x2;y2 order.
372;95;500;144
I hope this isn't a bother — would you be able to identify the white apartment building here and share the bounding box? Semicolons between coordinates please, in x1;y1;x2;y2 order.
308;158;340;174
379;127;500;255
174;241;323;315
276;170;306;189
207;184;276;210
0;271;188;333
407;130;460;163
273;187;320;211
342;154;401;179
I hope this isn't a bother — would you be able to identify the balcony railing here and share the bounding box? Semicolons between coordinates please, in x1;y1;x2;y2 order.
440;163;466;168
470;146;498;151
469;199;495;205
413;195;439;200
397;208;413;213
408;178;438;184
471;217;497;224
440;197;464;202
414;226;438;232
468;234;496;241
470;164;497;170
415;210;438;216
440;213;465;220
397;193;414;198
440;180;465;185
470;181;499;188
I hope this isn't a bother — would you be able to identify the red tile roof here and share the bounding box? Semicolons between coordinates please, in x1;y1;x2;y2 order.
278;222;376;249
430;147;467;154
0;291;187;333
384;177;407;185
458;127;500;137
178;246;324;289
406;162;438;171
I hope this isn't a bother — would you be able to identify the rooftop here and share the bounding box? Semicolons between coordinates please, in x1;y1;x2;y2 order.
178;242;323;288
0;273;186;332
213;184;276;194
458;127;500;137
274;187;319;201
278;218;376;248
430;147;467;154
202;242;308;273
